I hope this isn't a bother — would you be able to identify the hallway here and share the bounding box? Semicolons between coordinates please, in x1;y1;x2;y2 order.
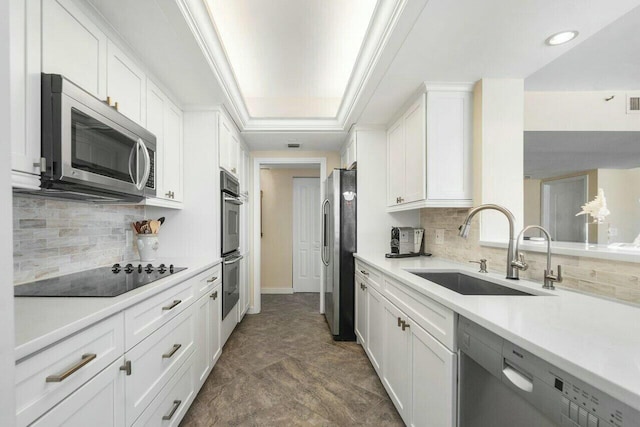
180;294;403;426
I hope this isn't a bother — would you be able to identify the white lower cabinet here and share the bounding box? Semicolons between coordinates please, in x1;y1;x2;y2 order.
366;285;385;374
31;358;126;427
356;260;457;427
194;283;222;390
133;353;196;427
409;320;457;427
382;299;412;419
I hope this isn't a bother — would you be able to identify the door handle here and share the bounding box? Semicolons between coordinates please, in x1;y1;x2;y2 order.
224;196;243;205
503;362;534;393
137;138;151;191
224;255;243;265
321;199;329;266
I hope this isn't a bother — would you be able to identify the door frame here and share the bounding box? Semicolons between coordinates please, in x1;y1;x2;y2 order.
251;157;327;315
292;177;322;293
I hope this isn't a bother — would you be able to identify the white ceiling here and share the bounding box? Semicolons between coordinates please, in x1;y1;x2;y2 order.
524;131;640;178
242;131;346;151
525;5;640;91
357;0;640;125
205;0;377;118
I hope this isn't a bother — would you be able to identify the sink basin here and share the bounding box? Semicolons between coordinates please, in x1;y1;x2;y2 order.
411;272;535;296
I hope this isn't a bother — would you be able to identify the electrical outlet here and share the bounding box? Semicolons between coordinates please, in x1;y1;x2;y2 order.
435;229;445;244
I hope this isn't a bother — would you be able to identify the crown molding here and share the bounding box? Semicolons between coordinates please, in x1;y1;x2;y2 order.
177;0;424;133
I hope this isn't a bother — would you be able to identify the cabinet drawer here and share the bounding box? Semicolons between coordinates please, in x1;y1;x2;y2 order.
31;358;125;427
194;264;222;299
16;313;125;427
133;352;196;427
384;277;456;350
125;306;195;426
355;260;383;292
125;277;195;350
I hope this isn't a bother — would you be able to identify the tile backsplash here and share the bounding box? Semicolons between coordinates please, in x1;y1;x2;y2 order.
13;195;144;284
420;208;640;305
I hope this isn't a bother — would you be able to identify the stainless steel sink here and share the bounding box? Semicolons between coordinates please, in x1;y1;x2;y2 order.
411;272;535;296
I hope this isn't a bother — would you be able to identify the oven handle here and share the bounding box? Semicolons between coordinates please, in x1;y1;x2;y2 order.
224;255;244;265
137;138;151;191
224;196;243;206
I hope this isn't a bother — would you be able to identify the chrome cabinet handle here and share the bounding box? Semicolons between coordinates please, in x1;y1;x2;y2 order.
120;360;132;376
162;300;182;311
162;400;182;420
46;353;96;382
210;291;218;300
162;344;182;359
207;276;218;283
165;191;175;199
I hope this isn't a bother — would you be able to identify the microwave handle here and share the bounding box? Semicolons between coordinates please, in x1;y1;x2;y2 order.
128;143;137;185
137;138;151;191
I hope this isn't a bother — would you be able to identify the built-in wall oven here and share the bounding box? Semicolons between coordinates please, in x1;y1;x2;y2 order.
221;171;242;319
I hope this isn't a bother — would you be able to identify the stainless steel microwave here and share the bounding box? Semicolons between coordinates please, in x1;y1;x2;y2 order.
38;73;156;202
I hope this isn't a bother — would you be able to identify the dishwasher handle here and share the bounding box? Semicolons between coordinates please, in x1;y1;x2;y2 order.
502;362;534;393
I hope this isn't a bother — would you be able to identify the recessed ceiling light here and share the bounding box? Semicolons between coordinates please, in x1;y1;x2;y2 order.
545;30;579;46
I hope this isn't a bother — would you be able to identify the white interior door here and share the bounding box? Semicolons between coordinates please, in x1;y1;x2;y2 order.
293;177;321;292
541;175;588;243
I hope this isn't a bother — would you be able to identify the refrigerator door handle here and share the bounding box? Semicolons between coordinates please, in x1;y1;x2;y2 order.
321;199;329;266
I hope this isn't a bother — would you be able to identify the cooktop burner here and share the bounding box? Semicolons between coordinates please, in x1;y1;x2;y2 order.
14;263;187;297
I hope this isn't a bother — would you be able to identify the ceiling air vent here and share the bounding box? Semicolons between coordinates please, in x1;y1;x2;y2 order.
287;143;300;148
627;94;640;114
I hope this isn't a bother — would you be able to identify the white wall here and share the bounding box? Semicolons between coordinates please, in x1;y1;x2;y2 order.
355;129;419;254
596;168;640;244
1;0;16;423
473;79;525;242
147;111;220;260
525;91;640;131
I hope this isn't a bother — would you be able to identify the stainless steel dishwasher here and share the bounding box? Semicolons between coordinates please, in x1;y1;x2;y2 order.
457;316;639;427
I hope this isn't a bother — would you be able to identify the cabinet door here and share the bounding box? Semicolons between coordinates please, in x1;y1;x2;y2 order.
106;41;146;125
403;95;426;203
218;114;232;172
355;275;368;346
366;286;384;374
348;133;357;168
42;0;107;99
31;359;125;427
426;91;472;201
146;80;165;196
409;321;457;427
210;285;222;367
387;118;405;206
164;100;184;202
229;131;240;176
382;299;411;422
194;293;212;390
238;144;246;192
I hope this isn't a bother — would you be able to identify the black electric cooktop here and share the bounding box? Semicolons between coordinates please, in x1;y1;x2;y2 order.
14;263;187;297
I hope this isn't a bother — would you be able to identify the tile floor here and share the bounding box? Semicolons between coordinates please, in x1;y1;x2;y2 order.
180;293;404;426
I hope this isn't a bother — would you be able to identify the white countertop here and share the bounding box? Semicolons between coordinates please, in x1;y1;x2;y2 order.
354;253;640;411
14;257;221;361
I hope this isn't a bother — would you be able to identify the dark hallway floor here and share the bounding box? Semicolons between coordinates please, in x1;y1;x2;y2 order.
180;293;404;426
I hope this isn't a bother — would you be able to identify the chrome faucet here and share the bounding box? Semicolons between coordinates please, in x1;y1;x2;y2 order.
458;204;519;280
511;225;562;290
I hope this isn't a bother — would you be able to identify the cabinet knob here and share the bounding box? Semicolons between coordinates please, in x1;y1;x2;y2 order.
114;101;119;111
232;168;237;173
106;96;112;106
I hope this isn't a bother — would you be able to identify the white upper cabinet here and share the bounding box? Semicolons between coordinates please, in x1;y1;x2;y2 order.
42;0;107;99
218;113;240;177
145;80;183;206
387;84;473;211
106;41;146;126
341;132;358;169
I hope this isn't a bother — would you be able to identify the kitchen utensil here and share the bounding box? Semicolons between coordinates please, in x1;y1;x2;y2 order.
158;217;165;225
131;223;139;234
149;220;160;234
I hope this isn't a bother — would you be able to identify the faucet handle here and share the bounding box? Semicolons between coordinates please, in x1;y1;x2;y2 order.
510;253;529;271
469;259;488;273
546;265;563;283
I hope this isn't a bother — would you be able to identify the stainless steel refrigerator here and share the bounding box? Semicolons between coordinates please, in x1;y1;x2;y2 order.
321;169;356;341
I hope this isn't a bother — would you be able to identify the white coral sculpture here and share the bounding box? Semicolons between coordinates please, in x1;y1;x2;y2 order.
576;188;610;224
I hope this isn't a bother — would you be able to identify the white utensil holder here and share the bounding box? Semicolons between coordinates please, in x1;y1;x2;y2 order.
136;234;159;262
